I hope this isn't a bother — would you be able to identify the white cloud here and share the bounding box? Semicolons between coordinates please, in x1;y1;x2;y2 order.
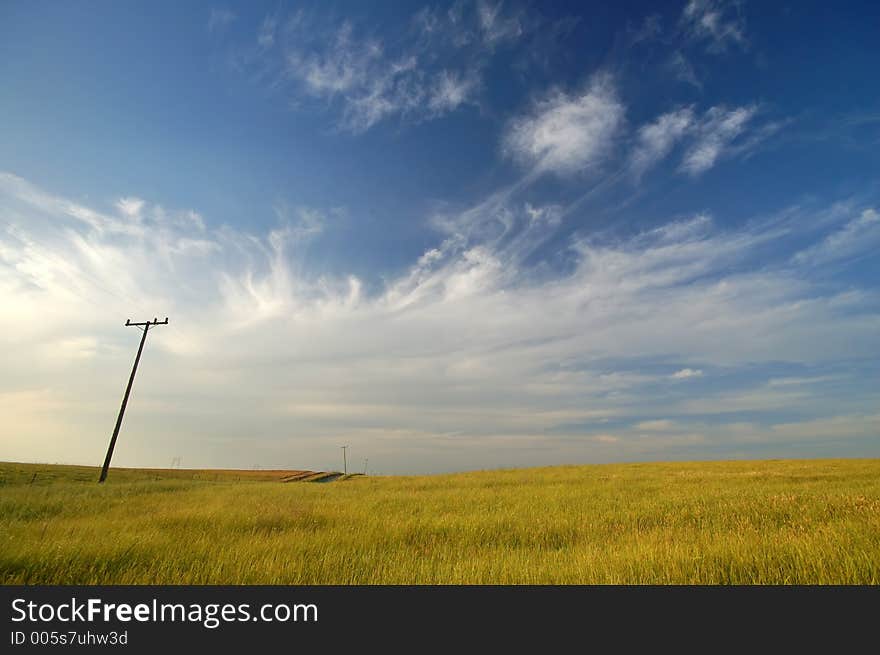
2;173;878;472
428;70;480;114
671;368;703;379
767;375;840;387
636;419;676;431
223;3;536;133
415;0;530;49
629;104;781;178
677;387;809;414
477;0;524;45
631;107;694;175
39;336;99;361
680;105;757;175
667;51;702;89
627;14;663;46
208;8;236;34
116;197;145;219
0;172;142;236
681;0;747;53
257;15;277;49
769;414;880;441
612;413;880;455
503;75;625;176
279;21;481;133
793;208;880;266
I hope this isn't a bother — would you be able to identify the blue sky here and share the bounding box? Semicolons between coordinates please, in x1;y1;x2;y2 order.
1;1;879;474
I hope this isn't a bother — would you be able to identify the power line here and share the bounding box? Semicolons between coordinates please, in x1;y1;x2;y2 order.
98;317;168;483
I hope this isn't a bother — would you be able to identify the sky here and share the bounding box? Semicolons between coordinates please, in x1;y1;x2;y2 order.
1;0;879;475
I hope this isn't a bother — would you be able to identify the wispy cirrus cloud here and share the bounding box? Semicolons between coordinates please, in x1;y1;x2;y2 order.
680;0;748;53
671;368;703;379
666;51;702;89
1;171;878;471
428;70;481;114
625;2;749;92
680;104;756;174
793;208;880;267
476;0;525;45
503;74;625;176
635;419;677;431
115;197;146;219
208;7;236;34
280;16;483;132
628;103;781;178
631;107;695;176
220;1;539;133
416;0;528;51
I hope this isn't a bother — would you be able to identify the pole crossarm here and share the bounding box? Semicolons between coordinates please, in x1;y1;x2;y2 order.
98;317;169;483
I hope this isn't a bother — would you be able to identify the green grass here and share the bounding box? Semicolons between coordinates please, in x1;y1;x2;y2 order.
2;459;879;584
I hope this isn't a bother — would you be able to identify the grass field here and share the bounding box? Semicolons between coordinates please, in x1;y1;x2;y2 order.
2;459;879;584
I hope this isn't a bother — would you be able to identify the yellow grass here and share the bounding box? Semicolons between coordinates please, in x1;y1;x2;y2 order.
1;459;878;584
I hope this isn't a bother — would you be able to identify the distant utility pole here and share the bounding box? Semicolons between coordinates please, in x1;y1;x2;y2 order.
341;445;348;475
98;317;168;483
363;458;368;475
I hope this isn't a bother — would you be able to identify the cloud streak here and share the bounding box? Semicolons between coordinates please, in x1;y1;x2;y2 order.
793;208;880;267
680;0;747;53
221;2;539;133
503;75;625;176
1;172;878;472
671;368;703;379
631;107;695;176
627;103;781;178
680;105;757;175
208;8;236;34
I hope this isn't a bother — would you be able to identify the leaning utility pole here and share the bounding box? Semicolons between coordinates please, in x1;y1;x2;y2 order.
98;317;168;483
